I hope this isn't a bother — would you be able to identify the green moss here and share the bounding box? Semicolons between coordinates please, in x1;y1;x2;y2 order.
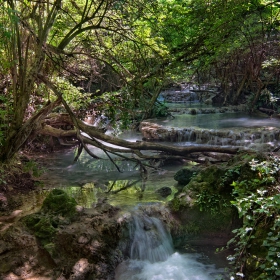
22;189;77;244
41;189;77;216
182;221;200;235
23;214;41;228
44;242;57;258
33;217;56;239
184;165;226;194
174;167;197;185
169;196;184;211
22;214;56;244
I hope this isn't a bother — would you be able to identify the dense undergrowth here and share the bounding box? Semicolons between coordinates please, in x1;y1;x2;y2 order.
226;155;280;280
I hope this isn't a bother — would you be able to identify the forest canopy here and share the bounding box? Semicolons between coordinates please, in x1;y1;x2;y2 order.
0;0;279;163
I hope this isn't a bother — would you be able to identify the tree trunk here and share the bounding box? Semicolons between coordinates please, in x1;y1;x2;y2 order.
0;98;61;162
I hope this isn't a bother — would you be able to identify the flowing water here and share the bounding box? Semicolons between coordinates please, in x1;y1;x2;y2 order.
36;110;271;279
152;112;280;129
38;144;230;279
142;111;280;150
115;211;227;280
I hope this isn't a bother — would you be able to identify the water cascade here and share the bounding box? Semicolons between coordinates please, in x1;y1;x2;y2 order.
129;213;174;263
115;210;227;280
140;121;280;150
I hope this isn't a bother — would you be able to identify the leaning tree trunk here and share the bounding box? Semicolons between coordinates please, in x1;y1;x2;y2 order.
0;0;62;163
38;75;241;165
0;98;62;162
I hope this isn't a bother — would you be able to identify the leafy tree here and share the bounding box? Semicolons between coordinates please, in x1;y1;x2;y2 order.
156;0;280;107
0;0;279;166
0;0;167;162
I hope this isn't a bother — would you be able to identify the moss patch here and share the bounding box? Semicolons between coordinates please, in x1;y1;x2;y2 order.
41;189;77;216
23;189;77;245
174;167;197;185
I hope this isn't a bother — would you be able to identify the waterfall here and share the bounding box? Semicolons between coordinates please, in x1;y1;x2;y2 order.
129;213;174;263
115;209;227;280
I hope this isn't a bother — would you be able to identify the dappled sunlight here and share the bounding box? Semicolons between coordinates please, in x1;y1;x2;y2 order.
70;258;92;279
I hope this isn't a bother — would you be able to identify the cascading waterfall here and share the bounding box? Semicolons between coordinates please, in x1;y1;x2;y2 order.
129;213;174;263
115;210;227;280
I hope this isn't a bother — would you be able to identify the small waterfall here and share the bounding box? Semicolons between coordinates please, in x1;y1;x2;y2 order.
129;213;174;263
115;209;227;280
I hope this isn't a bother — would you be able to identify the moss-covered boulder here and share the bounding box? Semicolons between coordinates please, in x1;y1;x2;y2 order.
23;189;78;245
169;152;265;249
174;166;197;185
41;189;77;216
24;215;56;240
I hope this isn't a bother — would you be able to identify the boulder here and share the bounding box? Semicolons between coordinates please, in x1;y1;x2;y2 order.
174;167;197;185
155;187;172;198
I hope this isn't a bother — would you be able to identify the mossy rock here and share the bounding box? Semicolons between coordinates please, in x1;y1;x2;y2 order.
183;165;226;194
23;213;41;228
41;189;77;217
174;167;197;185
23;214;56;243
33;217;56;239
22;190;77;244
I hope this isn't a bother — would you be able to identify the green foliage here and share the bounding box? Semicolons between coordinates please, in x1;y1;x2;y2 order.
0;168;7;185
91;89;134;131
150;103;169;118
0;95;12;147
226;156;280;279
54;77;91;112
23;160;43;178
195;191;230;215
220;165;241;187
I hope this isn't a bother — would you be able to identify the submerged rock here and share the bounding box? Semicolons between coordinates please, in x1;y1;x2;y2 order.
155;187;172;197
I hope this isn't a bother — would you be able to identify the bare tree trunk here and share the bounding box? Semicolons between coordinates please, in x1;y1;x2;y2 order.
248;78;264;113
233;73;248;104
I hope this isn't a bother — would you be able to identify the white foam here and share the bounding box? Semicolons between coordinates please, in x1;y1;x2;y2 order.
115;252;226;280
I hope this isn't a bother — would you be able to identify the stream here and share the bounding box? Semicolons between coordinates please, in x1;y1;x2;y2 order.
33;107;279;279
115;212;227;280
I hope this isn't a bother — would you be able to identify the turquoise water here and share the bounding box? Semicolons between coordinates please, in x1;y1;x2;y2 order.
151;112;280;129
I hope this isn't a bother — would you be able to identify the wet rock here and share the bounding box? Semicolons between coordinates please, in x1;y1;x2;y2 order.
169;152;266;249
174;167;197;185
139;121;280;151
155;187;172;198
